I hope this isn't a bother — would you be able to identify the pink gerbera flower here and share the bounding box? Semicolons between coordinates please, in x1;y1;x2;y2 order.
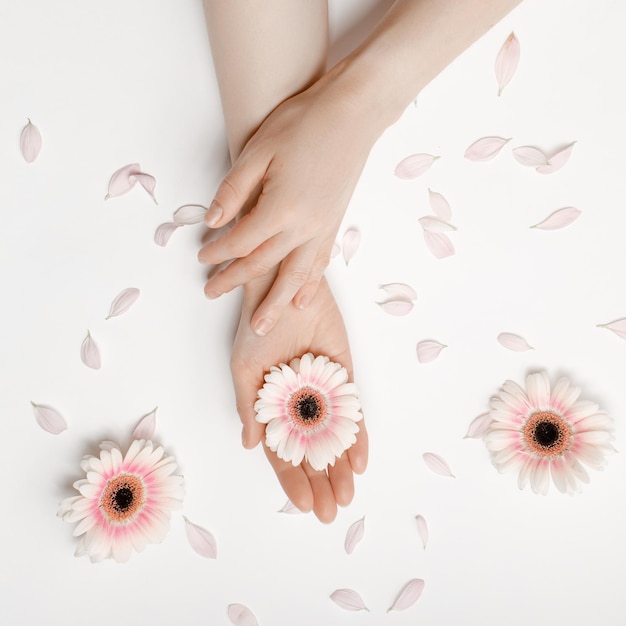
484;372;614;494
58;440;184;562
255;353;363;471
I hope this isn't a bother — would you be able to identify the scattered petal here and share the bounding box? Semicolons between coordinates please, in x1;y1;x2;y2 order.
395;154;439;179
80;331;101;370
512;146;549;168
531;207;581;230
134;172;158;204
278;500;303;514
106;287;141;320
423;231;455;259
597;318;626;340
379;283;417;301
330;241;340;258
464;136;511;162
388;579;425;612
537;142;576;174
31;402;67;435
416;340;447;364
428;189;452;221
495;32;520;96
423;452;455;477
20;119;42;163
342;227;361;265
132;407;157;440
184;516;217;559
154;222;179;247
344;516;365;555
173;204;208;225
330;589;369;612
419;216;457;233
464;413;494;439
415;515;429;549
497;332;534;351
377;300;414;316
105;163;141;199
227;604;259;626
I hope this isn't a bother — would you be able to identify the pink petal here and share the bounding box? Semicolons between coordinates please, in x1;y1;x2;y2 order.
173;204;208;225
105;163;141;199
184;517;217;559
497;332;533;351
415;515;429;549
537;142;576;174
464;136;511;162
80;331;101;370
20;119;42;163
512;146;549;168
278;499;303;514
344;516;365;555
464;413;494;439
419;216;456;233
379;283;417;301
31;402;68;435
428;189;452;221
531;207;581;230
388;578;425;612
342;227;361;266
134;172;158;204
416;340;446;364
227;604;258;626
597;318;626;340
423;452;455;477
394;154;439;179
330;589;369;612
132;407;157;440
378;300;414;316
106;287;140;320
495;32;520;96
423;231;455;259
154;222;179;247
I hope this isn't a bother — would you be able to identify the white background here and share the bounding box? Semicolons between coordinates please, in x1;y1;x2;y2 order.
1;1;625;624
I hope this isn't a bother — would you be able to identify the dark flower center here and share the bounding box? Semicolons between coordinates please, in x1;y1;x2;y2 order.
288;386;327;429
534;421;559;448
298;395;320;421
100;474;145;522
113;487;134;512
523;411;570;457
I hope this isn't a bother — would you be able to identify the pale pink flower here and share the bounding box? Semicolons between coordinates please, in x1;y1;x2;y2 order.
58;440;184;562
484;372;614;494
255;353;363;471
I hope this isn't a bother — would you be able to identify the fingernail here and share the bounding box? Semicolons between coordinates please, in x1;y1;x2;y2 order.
254;318;274;337
296;294;310;310
205;202;223;227
205;288;222;299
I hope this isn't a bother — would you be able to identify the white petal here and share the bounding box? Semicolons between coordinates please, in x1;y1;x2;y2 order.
20;119;42;163
423;452;455;477
537;142;576;174
512;146;549;168
598;318;626;340
531;207;581;230
342;227;361;265
31;402;68;434
80;331;101;369
330;589;369;612
184;517;217;559
464;413;494;439
497;332;533;352
495;32;520;96
415;515;429;549
419;216;457;233
394;153;438;179
416;340;447;364
378;283;417;301
428;189;452;220
134;172;158;204
105;163;141;199
227;604;258;626
132;407;157;440
278;499;303;514
106;287;140;319
388;578;425;612
344;516;365;555
377;300;414;316
464;136;511;162
423;231;455;259
173;204;208;225
154;222;179;247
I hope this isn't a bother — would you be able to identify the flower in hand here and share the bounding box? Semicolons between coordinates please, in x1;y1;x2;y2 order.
255;353;363;472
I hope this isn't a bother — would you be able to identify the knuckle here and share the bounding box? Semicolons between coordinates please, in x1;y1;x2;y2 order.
285;268;309;288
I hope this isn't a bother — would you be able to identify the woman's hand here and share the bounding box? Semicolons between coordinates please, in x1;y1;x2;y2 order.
230;273;368;523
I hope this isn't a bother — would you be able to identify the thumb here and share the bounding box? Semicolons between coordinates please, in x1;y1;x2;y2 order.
231;365;266;449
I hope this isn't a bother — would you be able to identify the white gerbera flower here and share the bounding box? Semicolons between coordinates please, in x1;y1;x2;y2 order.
255;353;363;471
58;440;184;562
484;372;615;494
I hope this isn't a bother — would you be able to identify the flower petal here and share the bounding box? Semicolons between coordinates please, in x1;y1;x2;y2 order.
330;589;369;612
388;578;425;612
31;402;68;434
106;287;140;320
278;499;303;514
423;231;455;259
20;119;42;163
344;516;365;555
416;340;447;364
497;332;533;352
154;222;179;247
537;142;576;174
464;136;511;162
377;300;414;316
342;227;361;265
464;413;494;439
395;154;438;179
531;207;581;230
184;517;217;559
428;189;452;221
105;163;141;199
227;604;258;626
423;452;455;477
495;32;520;96
419;216;457;233
597;318;626;340
173;204;208;226
134;172;158;203
378;283;417;301
132;407;157;440
512;146;549;168
80;331;101;369
415;515;429;549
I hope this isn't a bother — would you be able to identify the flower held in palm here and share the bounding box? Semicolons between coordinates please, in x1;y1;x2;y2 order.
255;353;362;471
58;440;184;562
484;372;614;494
